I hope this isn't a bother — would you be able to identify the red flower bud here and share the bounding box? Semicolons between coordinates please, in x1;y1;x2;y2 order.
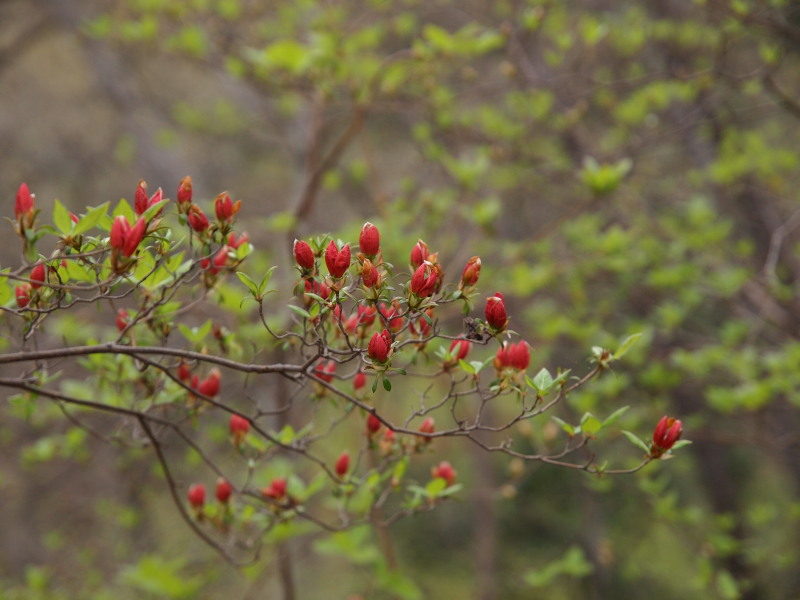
419;417;435;435
214;192;241;222
357;305;377;327
368;329;392;363
216;478;233;503
262;477;287;500
325;241;351;279
410;239;429;268
134;180;149;215
123;217;147;257
359;222;380;257
177;175;193;206
187;204;209;233
509;341;530;371
335;451;350;477
15;284;32;308
431;461;457;487
448;338;471;362
410;309;434;337
410;262;438;298
206;245;230;275
294;239;315;271
353;371;367;391
15;183;35;226
651;416;683;456
110;215;130;251
177;361;191;382
314;360;336;382
361;259;380;288
366;413;382;435
69;212;79;224
197;369;221;397
380;302;405;333
30;263;46;289
460;256;481;288
188;483;206;508
116;309;129;332
229;414;250;436
227;231;249;249
485;292;508;331
148;187;165;216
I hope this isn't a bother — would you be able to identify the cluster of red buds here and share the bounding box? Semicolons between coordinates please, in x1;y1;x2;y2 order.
187;479;235;521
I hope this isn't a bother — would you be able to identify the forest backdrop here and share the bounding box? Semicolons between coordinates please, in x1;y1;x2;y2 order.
2;1;800;599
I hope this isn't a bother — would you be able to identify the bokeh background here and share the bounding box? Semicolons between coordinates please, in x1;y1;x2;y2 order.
3;0;800;598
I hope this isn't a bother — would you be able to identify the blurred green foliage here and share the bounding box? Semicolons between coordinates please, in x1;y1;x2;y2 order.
4;0;800;598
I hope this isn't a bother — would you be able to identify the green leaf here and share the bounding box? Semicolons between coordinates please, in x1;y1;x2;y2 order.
73;202;109;236
236;271;258;296
551;416;574;436
622;430;650;454
670;440;692;451
52;200;73;234
581;415;603;437
458;359;476;374
382;377;392;392
287;304;311;319
141;199;169;223
613;333;642;360
258;266;277;294
602;405;629;427
531;368;554;393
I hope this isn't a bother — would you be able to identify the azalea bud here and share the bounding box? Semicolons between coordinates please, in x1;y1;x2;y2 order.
15;284;32;308
15;183;36;229
187;204;209;233
325;241;351;279
134;180;149;216
335;451;350;477
227;231;249;249
431;461;457;486
207;245;230;276
262;477;287;500
359;222;380;257
314;360;336;382
361;259;381;289
110;216;130;251
177;361;191;382
294;239;315;271
69;212;79;224
116;309;129;332
366;413;382;435
229;413;250;436
353;371;367;392
177;175;193;206
419;417;435;436
651;416;683;457
410;262;438;298
148;187;165;216
122;218;147;257
215;478;233;503
358;305;377;327
188;483;206;509
380;302;405;333
198;369;221;397
368;329;392;363
214;192;241;222
410;309;434;338
509;341;530;370
460;256;481;289
410;239;429;268
485;292;508;332
30;263;46;289
448;338;471;362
